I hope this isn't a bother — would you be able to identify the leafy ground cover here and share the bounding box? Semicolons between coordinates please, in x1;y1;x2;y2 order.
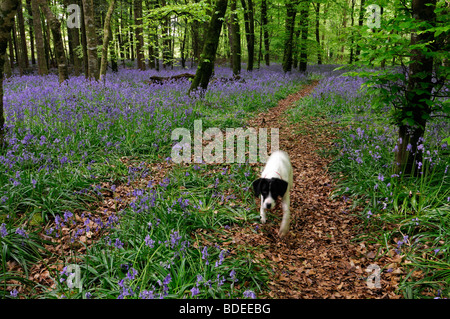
0;65;308;298
290;68;450;298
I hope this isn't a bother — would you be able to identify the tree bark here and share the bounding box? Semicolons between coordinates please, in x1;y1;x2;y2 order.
349;0;355;64
100;0;116;80
16;0;28;73
315;2;321;64
230;0;241;76
0;0;20;148
134;0;145;70
31;0;47;75
282;0;297;73
261;0;269;66
189;0;228;94
240;0;254;71
395;0;437;176
82;0;99;80
298;1;309;72
354;0;365;61
38;0;68;83
25;0;35;65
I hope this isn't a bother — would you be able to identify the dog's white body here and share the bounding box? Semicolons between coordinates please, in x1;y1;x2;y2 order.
259;150;293;237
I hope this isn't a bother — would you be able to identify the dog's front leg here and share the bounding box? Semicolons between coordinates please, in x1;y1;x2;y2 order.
260;196;267;224
279;193;290;237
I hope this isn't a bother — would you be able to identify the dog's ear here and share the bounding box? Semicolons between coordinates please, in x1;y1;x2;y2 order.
270;178;288;198
252;178;263;197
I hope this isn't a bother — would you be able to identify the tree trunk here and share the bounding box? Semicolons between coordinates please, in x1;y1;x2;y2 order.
31;0;47;75
230;0;241;76
349;0;355;64
298;1;309;72
315;2;322;64
189;0;228;94
134;0;145;70
395;0;437;176
0;0;20;148
240;0;254;71
82;0;99;80
261;0;269;66
79;0;88;75
354;0;365;61
282;0;297;73
38;0;68;83
16;0;29;73
3;52;12;78
100;0;116;80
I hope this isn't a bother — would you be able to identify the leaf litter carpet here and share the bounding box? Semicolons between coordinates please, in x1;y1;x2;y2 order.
226;82;402;299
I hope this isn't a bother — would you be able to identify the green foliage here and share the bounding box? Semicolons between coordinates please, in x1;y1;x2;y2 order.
347;0;449;128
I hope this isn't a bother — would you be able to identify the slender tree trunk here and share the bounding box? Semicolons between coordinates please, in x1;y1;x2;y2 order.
349;0;355;63
261;0;269;66
240;0;254;71
0;0;20;148
82;0;99;80
395;0;437;176
230;0;241;76
25;0;35;65
292;22;300;69
3;52;12;78
17;0;28;73
39;0;68;83
354;0;365;60
189;0;228;94
315;2;321;64
180;21;187;68
299;1;309;72
134;0;145;70
31;0;47;75
79;0;89;75
282;0;297;73
8;30;13;69
100;0;116;80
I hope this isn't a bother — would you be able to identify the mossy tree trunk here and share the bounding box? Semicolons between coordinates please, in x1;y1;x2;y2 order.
188;0;228;94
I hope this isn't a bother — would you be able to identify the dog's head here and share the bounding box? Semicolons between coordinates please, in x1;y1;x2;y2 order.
252;178;288;210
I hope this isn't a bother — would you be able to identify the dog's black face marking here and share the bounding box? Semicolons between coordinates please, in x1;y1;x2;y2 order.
252;178;288;200
270;178;288;199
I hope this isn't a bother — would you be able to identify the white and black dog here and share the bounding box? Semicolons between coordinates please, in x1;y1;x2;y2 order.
252;150;293;237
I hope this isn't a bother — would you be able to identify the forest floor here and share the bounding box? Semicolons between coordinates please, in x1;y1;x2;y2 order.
224;82;404;299
21;80;406;299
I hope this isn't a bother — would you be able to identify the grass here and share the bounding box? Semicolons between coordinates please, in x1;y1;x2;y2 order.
289;71;450;299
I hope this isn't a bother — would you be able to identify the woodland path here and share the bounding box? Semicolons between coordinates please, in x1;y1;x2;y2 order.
227;81;402;299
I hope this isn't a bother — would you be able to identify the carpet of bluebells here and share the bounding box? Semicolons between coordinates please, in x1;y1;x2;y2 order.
0;65;307;298
290;67;450;298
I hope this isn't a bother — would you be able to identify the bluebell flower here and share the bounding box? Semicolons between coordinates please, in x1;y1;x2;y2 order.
191;286;200;297
10;289;18;298
0;223;8;238
243;290;256;299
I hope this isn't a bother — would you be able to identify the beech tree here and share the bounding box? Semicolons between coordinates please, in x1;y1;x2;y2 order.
38;0;68;83
82;0;99;80
189;0;228;93
353;0;449;176
99;0;116;80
